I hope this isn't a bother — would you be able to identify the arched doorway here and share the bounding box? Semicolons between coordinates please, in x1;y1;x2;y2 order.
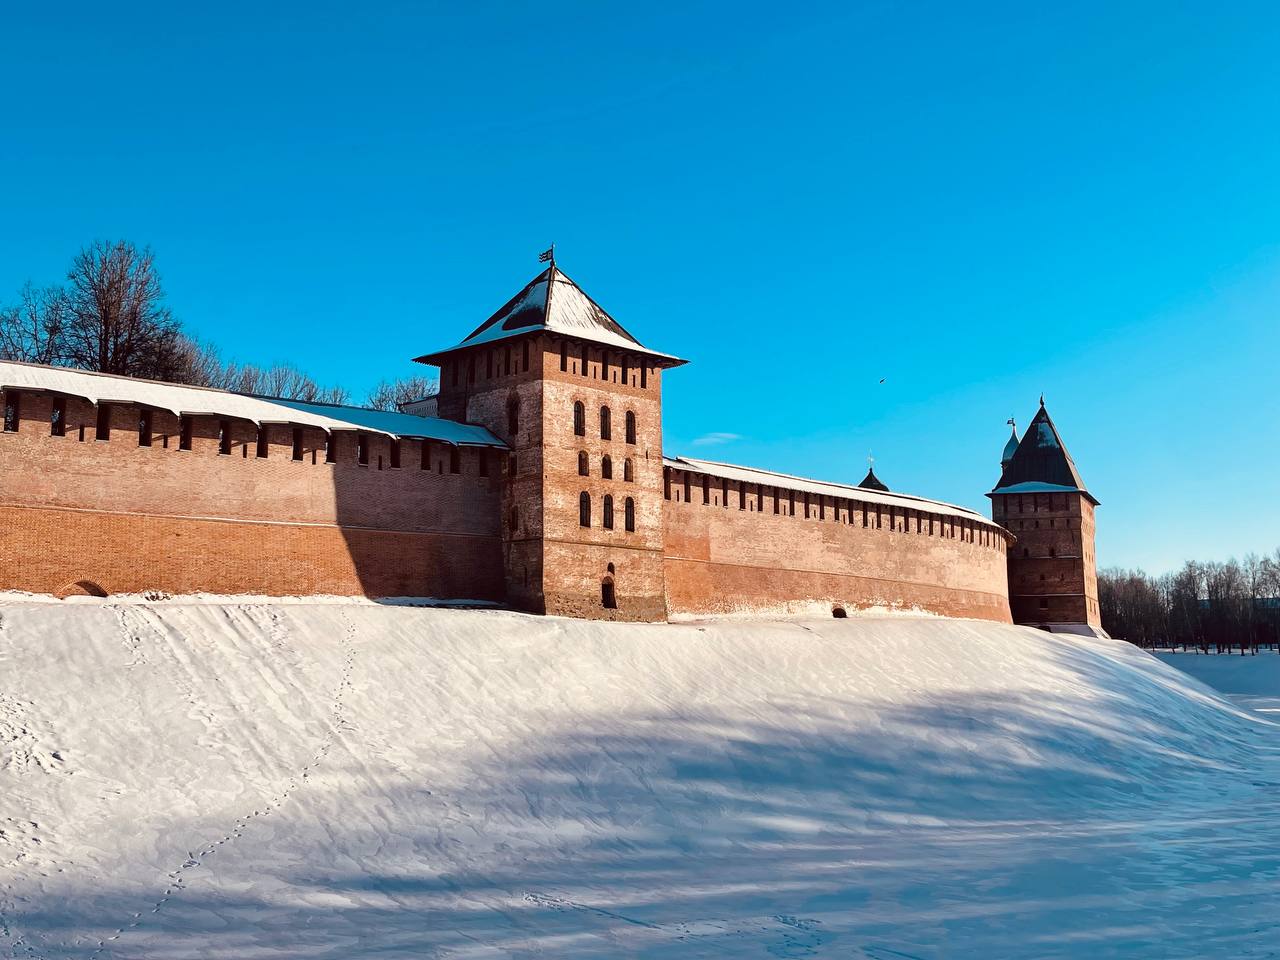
601;575;617;610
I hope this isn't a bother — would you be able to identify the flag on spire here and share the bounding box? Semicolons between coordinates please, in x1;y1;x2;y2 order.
538;244;555;263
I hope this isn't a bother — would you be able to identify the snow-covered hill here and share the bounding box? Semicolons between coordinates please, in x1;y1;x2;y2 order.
2;600;1278;959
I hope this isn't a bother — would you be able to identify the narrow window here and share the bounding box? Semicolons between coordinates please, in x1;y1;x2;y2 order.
640;362;648;389
601;351;609;381
722;477;729;508
420;440;431;470
739;485;746;509
601;455;612;480
773;488;780;514
94;403;113;441
625;410;636;444
578;451;589;476
1049;546;1056;558
625;496;635;531
357;433;369;466
804;493;811;519
2;390;19;433
579;491;591;527
560;341;568;372
50;397;65;437
663;467;671;499
683;473;691;503
573;401;585;437
523;340;530;372
599;405;611;440
603;494;614;529
757;485;764;511
509;505;519;532
449;447;460;473
479;451;488;477
179;415;193;450
602;576;616;609
624;458;634;482
581;343;590;377
255;425;268;458
789;491;796;516
138;409;153;447
292;428;304;461
218;419;231;455
507;396;520;436
621;356;630;385
326;433;337;463
702;475;710;504
390;438;401;468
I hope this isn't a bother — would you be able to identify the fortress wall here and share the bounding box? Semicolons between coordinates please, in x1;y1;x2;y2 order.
663;468;1012;622
0;391;504;599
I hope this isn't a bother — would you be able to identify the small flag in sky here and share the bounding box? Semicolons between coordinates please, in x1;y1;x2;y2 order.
538;245;554;263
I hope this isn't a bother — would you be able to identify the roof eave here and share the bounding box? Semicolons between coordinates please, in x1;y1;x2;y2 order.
413;332;688;369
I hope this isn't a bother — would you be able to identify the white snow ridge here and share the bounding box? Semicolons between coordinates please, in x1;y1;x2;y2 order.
1;601;1278;959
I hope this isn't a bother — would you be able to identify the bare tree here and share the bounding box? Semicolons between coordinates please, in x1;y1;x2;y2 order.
367;375;437;412
61;240;182;378
0;282;68;364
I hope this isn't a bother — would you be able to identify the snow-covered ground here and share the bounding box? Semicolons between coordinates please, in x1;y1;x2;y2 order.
2;601;1279;959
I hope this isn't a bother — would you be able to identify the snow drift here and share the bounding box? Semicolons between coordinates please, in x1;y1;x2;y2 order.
1;601;1278;959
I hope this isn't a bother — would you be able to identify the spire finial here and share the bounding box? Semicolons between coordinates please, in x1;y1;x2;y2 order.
1039;393;1045;407
867;451;874;470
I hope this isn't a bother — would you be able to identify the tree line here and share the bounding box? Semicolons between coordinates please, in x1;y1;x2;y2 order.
1099;552;1280;653
0;240;434;411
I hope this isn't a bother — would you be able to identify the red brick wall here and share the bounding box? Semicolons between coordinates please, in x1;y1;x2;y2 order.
0;390;503;599
433;335;670;621
663;468;1013;621
992;491;1100;628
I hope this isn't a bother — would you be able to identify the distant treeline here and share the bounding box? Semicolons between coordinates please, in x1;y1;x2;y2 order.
1;240;434;411
1100;553;1280;653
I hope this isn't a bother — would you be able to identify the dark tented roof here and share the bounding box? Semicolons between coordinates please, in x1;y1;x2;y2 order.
413;264;686;367
990;401;1097;504
858;466;889;492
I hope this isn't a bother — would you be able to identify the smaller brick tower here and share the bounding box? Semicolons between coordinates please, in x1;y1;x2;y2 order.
414;260;686;620
988;399;1104;637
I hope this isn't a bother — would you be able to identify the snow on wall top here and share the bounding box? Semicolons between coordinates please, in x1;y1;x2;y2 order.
0;360;506;447
414;265;686;366
666;455;1007;532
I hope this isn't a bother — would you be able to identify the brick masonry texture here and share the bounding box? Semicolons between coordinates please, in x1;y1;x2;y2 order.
1;310;1090;623
662;468;1013;622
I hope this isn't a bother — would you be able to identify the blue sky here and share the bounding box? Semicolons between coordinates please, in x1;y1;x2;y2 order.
2;2;1278;575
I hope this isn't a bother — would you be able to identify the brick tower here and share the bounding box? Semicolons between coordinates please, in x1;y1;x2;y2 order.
415;262;686;620
988;399;1104;636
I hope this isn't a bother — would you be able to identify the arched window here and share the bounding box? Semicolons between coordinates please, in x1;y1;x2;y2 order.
599;405;611;440
624;458;634;482
602;576;617;609
578;451;589;476
624;497;635;532
625;410;636;444
603;494;614;530
573;401;585;437
601;455;613;480
579;491;591;528
507;396;520;436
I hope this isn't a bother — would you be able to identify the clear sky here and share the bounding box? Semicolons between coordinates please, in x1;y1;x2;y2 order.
2;2;1278;576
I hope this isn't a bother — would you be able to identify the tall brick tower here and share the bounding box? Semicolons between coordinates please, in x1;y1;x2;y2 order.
988;399;1104;637
415;262;686;621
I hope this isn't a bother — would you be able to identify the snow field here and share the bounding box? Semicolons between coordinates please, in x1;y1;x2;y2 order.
1;602;1278;958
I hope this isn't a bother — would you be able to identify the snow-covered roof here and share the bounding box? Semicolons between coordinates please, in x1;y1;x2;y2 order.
0;360;505;447
414;265;687;367
666;455;1008;532
987;481;1090;497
